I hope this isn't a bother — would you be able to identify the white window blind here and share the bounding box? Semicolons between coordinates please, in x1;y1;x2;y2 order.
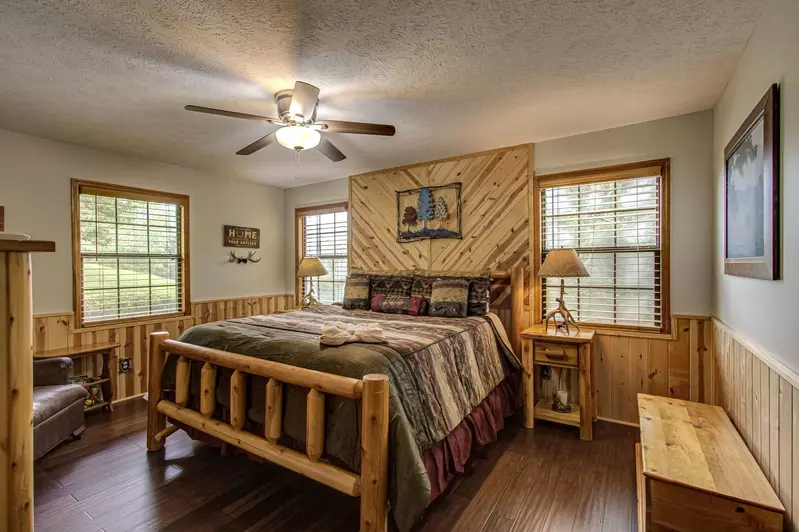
541;174;663;329
77;185;187;325
301;209;348;304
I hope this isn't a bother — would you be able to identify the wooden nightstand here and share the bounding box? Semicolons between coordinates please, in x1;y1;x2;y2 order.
520;324;595;441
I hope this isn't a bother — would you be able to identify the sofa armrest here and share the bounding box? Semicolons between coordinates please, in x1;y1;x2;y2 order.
34;357;74;387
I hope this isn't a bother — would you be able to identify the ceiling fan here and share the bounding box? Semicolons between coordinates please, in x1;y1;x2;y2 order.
185;81;396;162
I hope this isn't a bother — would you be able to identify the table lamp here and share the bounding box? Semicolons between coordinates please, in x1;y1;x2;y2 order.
539;249;589;334
297;257;328;308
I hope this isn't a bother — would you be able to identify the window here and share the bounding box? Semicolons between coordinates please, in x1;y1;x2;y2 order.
72;180;190;327
296;203;348;304
538;159;670;332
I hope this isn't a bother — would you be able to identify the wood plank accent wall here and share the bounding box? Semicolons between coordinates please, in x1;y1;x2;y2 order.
32;294;295;402
711;318;799;531
350;144;533;316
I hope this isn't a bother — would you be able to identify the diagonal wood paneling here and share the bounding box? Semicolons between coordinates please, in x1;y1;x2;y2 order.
350;145;532;313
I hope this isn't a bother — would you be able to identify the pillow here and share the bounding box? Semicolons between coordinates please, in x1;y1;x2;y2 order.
370;295;429;315
428;278;470;318
370;275;413;299
342;275;371;310
413;271;491;315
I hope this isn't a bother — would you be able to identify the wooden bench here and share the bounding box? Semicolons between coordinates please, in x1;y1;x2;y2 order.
34;342;120;412
636;393;784;531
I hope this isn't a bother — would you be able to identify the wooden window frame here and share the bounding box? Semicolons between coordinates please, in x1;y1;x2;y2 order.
533;159;671;334
71;179;191;328
294;202;349;305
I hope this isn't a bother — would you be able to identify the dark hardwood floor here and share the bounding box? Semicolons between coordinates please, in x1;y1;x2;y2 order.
34;399;638;532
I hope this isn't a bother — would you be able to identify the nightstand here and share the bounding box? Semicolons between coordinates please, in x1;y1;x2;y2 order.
520;324;595;441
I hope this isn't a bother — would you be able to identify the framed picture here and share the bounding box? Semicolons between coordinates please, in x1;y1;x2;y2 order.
724;84;780;280
396;183;462;242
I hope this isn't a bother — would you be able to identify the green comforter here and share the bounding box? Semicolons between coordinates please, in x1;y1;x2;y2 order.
162;305;518;531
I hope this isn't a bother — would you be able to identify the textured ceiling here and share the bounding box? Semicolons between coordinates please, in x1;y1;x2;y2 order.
0;0;763;188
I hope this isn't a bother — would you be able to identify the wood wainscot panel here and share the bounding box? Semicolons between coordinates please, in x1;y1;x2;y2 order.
711;318;799;532
32;294;295;403
586;316;711;425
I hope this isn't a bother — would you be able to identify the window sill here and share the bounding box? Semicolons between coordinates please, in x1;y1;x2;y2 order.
73;312;192;333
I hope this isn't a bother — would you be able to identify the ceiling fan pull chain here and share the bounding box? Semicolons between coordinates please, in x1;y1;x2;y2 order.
294;150;300;180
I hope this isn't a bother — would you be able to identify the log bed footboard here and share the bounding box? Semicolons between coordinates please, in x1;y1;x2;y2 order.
146;332;389;532
145;266;525;532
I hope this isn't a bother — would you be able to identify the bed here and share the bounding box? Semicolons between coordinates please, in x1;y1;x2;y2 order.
146;268;527;532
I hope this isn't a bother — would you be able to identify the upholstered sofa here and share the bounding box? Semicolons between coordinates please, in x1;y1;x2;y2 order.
33;357;87;460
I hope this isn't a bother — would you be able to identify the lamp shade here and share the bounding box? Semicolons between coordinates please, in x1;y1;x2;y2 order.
538;249;589;278
297;256;328;278
276;125;321;151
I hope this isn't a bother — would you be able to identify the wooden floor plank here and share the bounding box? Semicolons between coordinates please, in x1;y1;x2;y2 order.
34;398;638;532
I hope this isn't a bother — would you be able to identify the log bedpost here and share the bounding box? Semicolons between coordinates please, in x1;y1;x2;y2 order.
360;374;389;532
146;331;169;451
265;378;283;444
175;355;190;407
200;362;217;417
510;265;524;357
306;389;325;462
230;370;246;430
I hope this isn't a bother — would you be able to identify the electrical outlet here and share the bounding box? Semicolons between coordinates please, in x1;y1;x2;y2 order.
119;357;132;374
541;365;551;380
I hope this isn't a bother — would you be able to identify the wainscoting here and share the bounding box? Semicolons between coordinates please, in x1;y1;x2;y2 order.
711;318;799;531
32;294;295;402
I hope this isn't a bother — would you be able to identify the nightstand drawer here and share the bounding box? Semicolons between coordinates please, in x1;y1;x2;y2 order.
534;342;578;366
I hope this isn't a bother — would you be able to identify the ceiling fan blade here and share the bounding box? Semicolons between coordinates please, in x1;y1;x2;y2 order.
288;81;320;122
185;105;282;124
318;120;396;136
236;132;276;156
316;136;346;162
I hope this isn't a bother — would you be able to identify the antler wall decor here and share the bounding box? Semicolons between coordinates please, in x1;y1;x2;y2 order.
228;250;261;264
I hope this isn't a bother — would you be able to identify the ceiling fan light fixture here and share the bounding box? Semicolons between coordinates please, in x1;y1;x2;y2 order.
275;125;321;151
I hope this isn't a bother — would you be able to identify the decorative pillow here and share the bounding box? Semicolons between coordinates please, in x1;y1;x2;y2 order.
342;276;371;310
428;278;470;318
371;295;429;315
370;275;413;299
413;271;491;315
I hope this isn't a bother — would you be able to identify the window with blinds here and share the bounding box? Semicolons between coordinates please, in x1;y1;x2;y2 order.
297;203;348;304
539;161;669;331
72;180;190;326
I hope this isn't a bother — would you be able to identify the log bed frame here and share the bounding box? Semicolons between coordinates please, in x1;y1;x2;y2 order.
146;267;525;532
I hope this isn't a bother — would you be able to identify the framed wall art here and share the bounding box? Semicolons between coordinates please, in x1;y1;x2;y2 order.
724;83;780;280
396;183;462;242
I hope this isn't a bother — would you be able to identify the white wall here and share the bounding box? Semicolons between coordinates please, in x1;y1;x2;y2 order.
0;128;287;315
282;178;349;294
536;110;715;316
713;0;799;372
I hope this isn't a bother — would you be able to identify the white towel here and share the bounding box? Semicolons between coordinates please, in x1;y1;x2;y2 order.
320;321;387;346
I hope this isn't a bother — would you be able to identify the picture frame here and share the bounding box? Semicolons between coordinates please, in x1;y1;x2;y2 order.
396;183;462;242
724;83;780;280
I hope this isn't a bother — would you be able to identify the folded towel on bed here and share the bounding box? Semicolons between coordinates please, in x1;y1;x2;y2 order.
320;320;387;346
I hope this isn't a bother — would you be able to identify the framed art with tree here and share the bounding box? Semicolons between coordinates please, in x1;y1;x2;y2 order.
396;183;461;242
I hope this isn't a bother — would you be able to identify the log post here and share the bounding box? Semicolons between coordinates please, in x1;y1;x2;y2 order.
522;339;535;429
306;389;325;461
360;374;389;532
175;355;190;407
146;331;169;451
200;362;217;417
265;378;282;444
230;370;246;430
510;265;524;357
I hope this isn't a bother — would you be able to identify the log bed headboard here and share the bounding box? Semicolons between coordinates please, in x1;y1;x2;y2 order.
490;267;524;357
